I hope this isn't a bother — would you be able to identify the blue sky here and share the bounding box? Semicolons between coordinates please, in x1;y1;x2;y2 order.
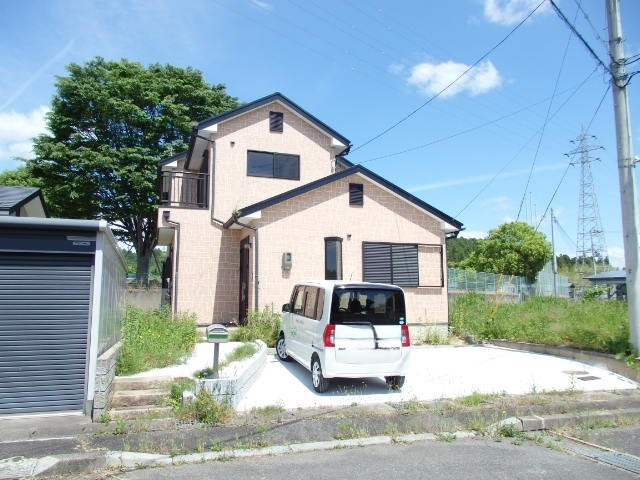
1;0;638;267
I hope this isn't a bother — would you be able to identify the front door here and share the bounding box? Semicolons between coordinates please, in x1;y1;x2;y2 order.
238;236;250;325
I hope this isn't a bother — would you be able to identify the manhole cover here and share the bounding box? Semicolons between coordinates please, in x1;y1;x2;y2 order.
577;375;600;381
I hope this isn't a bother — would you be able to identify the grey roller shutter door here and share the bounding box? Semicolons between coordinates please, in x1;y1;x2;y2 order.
0;253;92;414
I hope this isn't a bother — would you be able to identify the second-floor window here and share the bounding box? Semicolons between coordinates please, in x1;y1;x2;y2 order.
247;150;300;180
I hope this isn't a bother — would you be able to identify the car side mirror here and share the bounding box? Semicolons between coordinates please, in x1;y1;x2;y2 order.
282;303;291;313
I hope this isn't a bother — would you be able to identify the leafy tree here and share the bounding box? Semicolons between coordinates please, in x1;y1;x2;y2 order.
0;164;42;188
29;57;238;280
446;237;479;267
460;221;553;281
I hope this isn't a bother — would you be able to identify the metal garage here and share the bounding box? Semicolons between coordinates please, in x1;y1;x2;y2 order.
0;217;125;416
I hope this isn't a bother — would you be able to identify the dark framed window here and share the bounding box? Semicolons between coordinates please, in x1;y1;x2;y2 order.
325;237;343;280
349;183;363;206
270;111;283;132
362;242;419;287
247;150;300;180
291;286;305;315
292;286;324;320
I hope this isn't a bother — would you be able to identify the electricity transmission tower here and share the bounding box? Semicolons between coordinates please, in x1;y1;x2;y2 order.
568;130;607;277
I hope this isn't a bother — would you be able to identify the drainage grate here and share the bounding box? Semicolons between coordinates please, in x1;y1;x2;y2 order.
563;370;589;375
546;434;640;475
577;375;600;381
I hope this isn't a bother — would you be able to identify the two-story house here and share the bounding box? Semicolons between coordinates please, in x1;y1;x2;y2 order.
157;93;463;335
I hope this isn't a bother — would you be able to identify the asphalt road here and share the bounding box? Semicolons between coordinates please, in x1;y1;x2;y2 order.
106;437;636;480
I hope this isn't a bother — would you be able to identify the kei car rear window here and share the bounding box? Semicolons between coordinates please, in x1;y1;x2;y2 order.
329;287;406;325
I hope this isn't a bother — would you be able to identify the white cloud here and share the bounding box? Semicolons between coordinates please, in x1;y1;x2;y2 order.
483;0;549;26
388;63;405;75
250;0;273;11
407;162;566;193
482;195;514;211
459;230;488;239
407;60;502;98
0;106;49;168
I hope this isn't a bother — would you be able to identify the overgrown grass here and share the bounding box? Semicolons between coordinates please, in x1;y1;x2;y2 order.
230;307;281;347
175;390;232;425
223;342;258;364
117;305;198;375
450;293;633;356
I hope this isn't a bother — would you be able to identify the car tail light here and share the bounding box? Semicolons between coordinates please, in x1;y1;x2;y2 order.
323;324;336;347
401;324;411;347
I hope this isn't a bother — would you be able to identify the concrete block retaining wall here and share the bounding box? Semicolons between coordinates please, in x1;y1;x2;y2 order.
195;340;267;408
92;341;122;421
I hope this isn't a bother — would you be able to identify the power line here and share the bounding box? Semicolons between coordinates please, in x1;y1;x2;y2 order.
535;84;611;231
455;66;598;218
571;0;608;48
342;0;570;150
549;0;611;75
350;0;547;153
516;0;580;221
361;72;597;165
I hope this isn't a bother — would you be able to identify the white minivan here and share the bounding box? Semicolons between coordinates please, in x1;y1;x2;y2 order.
277;281;411;392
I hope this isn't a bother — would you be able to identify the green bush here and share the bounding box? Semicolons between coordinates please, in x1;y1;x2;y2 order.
230;307;281;347
175;390;231;425
117;305;198;375
450;293;632;355
582;285;609;300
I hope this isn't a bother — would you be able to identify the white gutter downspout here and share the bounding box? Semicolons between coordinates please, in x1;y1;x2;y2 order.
85;219;107;415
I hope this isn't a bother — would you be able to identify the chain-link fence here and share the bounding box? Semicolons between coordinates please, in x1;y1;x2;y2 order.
448;262;570;302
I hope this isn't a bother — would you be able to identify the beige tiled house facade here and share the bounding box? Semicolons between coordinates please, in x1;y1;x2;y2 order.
157;93;462;333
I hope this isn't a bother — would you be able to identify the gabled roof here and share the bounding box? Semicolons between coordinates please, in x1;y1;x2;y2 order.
186;92;351;170
158;151;187;167
0;186;48;217
198;92;351;147
223;164;463;233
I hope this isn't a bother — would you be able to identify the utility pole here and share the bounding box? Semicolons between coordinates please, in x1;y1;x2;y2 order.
551;208;558;296
607;0;639;350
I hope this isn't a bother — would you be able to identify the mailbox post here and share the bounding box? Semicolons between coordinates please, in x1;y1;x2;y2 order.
206;324;229;379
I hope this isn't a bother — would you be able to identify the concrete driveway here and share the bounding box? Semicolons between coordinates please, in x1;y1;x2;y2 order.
236;345;638;411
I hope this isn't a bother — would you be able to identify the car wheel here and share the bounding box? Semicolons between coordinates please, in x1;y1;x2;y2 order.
311;355;330;393
276;334;291;362
385;376;405;390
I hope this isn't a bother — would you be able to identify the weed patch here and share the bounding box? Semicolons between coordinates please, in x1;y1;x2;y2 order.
230;307;281;347
117;305;198;375
335;421;370;440
174;390;231;425
450;293;634;358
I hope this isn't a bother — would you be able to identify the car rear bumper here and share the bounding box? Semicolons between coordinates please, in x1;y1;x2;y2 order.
320;348;411;379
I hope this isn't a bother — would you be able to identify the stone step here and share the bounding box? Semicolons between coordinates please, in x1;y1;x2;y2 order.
108;405;174;420
111;389;167;408
113;376;174;392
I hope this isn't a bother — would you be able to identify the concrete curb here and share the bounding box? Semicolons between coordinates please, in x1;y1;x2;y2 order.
5;408;640;478
104;432;479;470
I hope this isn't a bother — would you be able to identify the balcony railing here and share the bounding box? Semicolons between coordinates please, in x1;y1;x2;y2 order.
160;172;209;209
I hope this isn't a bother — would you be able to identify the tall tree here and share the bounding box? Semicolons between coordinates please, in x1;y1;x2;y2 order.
30;57;238;280
460;221;553;282
0;165;41;187
446;237;479;267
